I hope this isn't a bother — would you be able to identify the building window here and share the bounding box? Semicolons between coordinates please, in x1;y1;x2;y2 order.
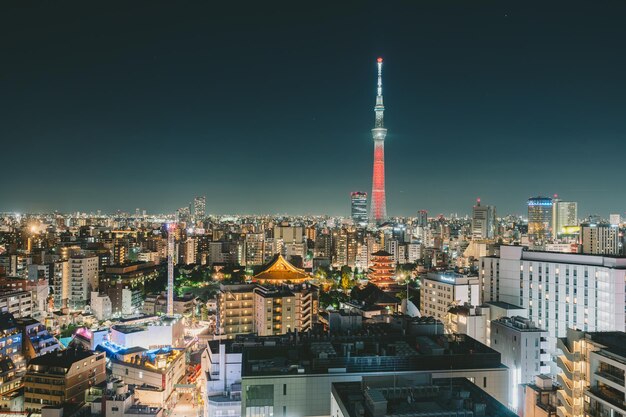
283;384;287;395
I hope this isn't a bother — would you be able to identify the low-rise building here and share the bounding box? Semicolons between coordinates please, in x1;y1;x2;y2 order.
522;374;558;417
23;348;106;411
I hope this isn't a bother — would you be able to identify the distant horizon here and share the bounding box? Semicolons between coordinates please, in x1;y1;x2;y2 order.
3;2;626;216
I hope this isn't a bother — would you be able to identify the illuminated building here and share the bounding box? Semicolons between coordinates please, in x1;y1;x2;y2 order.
253;254;310;284
480;245;626;371
109;316;185;349
23;348;106;411
273;224;304;245
253;284;318;336
370;57;388;224
0;290;32;318
527;196;553;244
417;210;428;227
0;312;23;398
420;272;479;322
490;316;549;411
194;195;206;220
368;250;395;287
51;259;70;309
350;191;368;226
556;329;626;417
90;291;112;320
69;254;99;310
110;346;185;405
580;222;621;255
182;236;197;264
217;283;256;339
552;199;578;237
244;233;265;267
521;375;558;417
472;198;496;240
15;316;62;360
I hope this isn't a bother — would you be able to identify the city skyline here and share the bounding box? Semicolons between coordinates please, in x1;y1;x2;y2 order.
3;2;626;216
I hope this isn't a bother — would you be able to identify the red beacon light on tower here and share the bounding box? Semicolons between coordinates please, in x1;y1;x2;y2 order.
377;57;383;63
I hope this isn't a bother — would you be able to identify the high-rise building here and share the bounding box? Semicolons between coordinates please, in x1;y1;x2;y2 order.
527;196;553;244
552;199;578;237
417;210;428;227
350;191;368;226
370;57;388;223
610;213;621;226
472;198;496;240
68;255;99;310
490;316;549;410
556;329;626;417
194;196;206;220
580;222;621;255
253;284;318;336
480;245;626;370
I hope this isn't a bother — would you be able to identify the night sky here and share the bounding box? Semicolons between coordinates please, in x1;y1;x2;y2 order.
2;1;626;217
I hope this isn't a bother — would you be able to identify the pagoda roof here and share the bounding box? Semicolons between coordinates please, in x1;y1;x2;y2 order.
371;250;393;257
253;254;309;283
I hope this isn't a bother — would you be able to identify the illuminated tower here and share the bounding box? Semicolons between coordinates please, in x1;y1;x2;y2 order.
167;223;176;316
370;57;387;223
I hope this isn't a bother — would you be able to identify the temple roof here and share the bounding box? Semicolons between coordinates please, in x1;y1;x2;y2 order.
371;250;393;257
253;254;310;283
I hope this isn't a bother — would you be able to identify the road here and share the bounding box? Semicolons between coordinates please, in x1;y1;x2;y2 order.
170;392;201;417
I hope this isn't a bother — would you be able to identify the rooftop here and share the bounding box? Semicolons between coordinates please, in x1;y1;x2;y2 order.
28;347;102;370
241;332;502;377
253;254;310;283
332;377;517;417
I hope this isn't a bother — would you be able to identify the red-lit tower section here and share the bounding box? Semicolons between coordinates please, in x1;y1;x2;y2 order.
370;57;387;223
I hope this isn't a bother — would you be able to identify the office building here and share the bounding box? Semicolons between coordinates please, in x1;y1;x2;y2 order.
350;192;368;226
490;316;550;410
528;197;553;244
472;198;497;240
240;331;509;417
580;222;621;255
556;329;626;417
480;245;626;368
23;348;106;411
552;200;578;238
420;272;479;322
610;213;621;226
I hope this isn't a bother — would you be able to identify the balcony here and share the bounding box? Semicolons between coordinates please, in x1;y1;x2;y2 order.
557;389;572;409
557;356;578;381
595;370;625;388
557;374;574;398
588;386;626;412
557;338;581;362
556;405;569;417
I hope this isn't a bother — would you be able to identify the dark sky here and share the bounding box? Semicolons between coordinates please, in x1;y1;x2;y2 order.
2;1;626;217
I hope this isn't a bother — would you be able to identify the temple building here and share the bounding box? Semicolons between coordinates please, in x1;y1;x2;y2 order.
253;254;310;284
368;250;396;286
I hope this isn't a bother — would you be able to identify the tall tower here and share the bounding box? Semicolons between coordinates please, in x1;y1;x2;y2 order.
370;57;387;223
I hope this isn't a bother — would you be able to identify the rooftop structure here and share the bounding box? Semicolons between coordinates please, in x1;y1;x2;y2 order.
253;254;310;284
331;377;518;417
